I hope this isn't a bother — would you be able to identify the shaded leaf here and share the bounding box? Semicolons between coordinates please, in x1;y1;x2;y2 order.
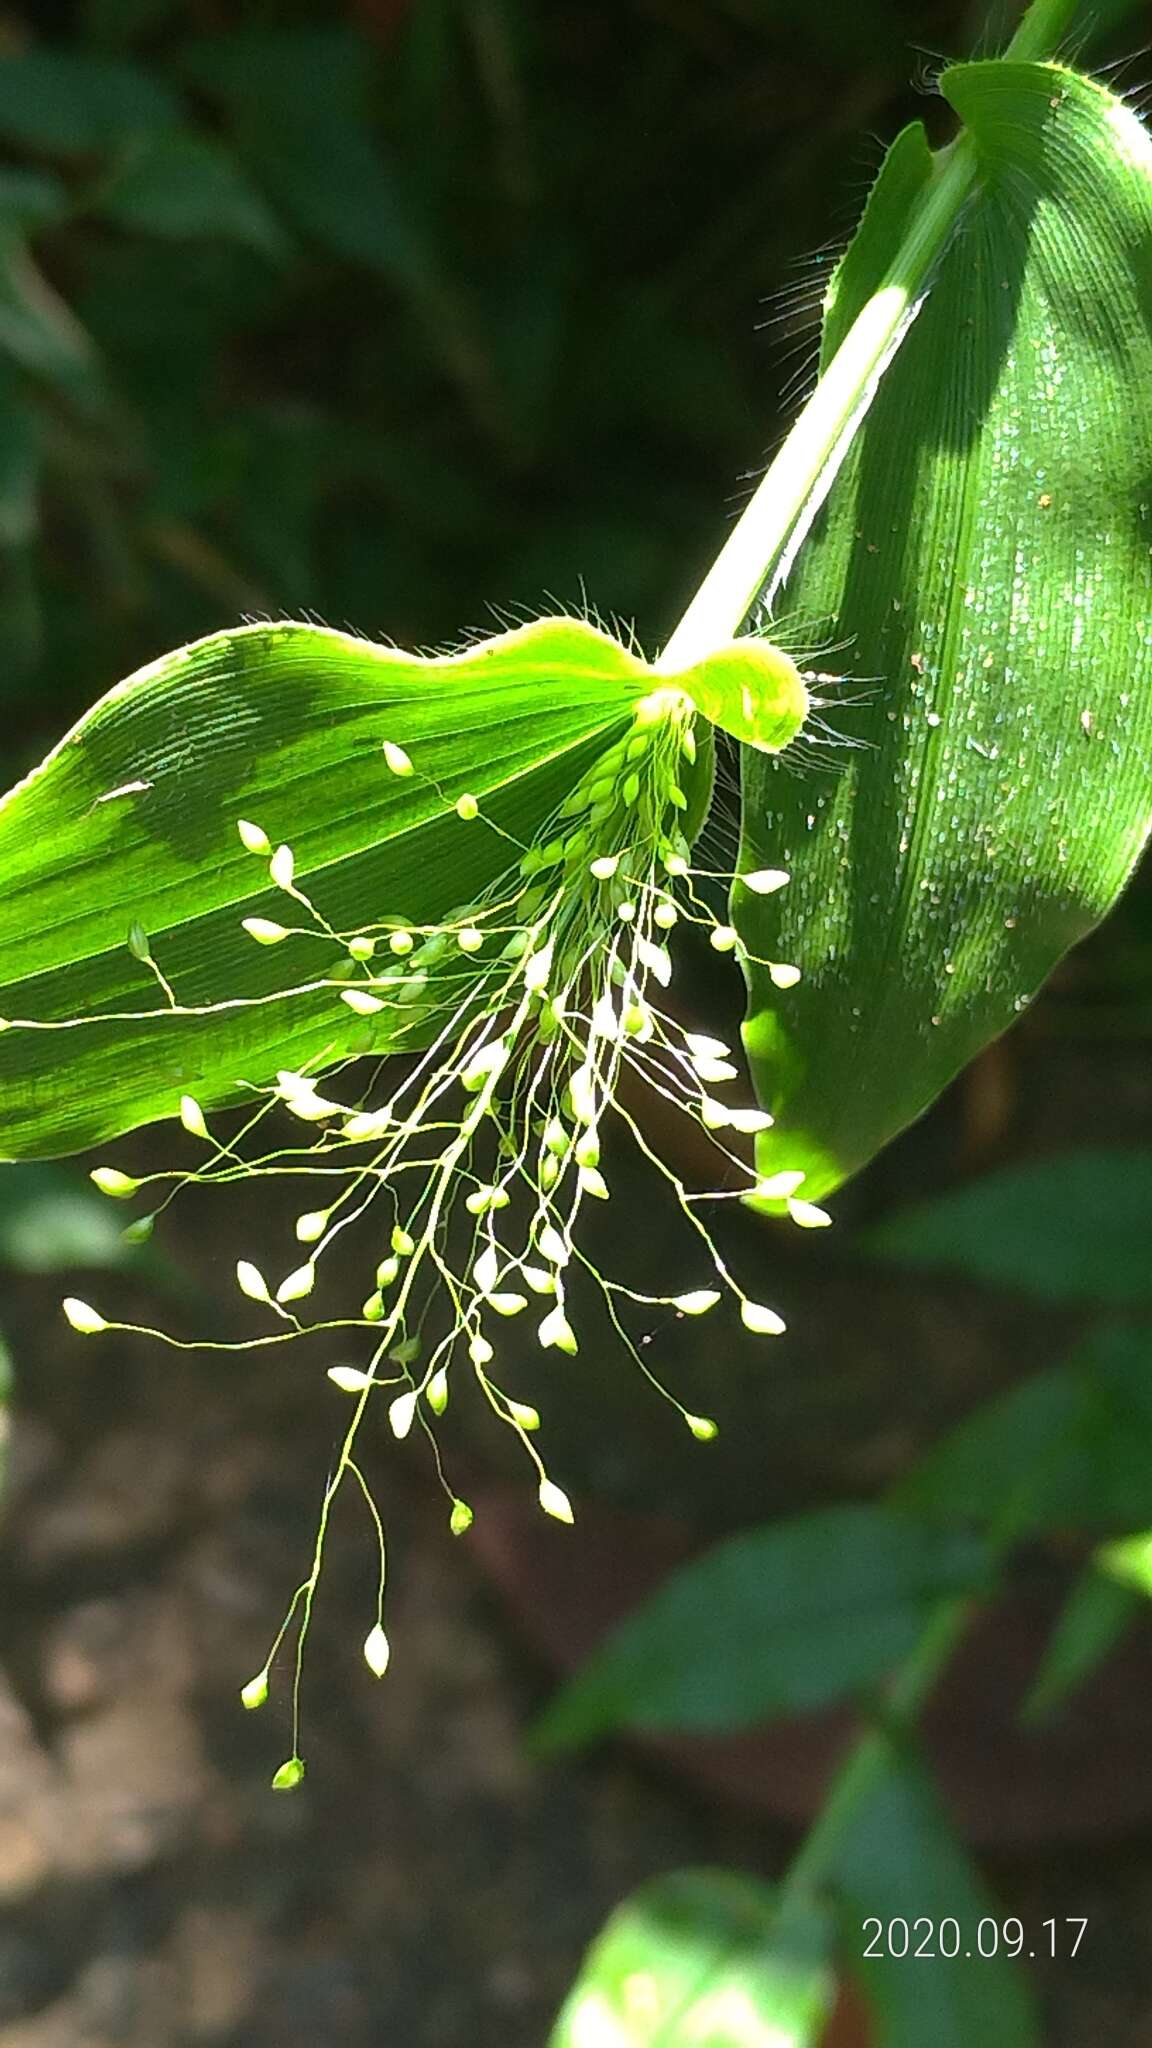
548;1869;835;2048
0;49;177;154
741;63;1152;1203
0;364;39;549
1021;1560;1141;1723
899;1323;1152;1537
862;1149;1152;1303
534;1504;988;1749
82;0;179;43
0;361;40;682
835;1752;1039;2046
1026;1523;1152;1722
0;167;70;230
184;30;433;292
0;229;107;407
97;130;289;257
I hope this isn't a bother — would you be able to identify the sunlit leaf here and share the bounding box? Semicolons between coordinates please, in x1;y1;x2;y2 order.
0;617;671;1156
548;1870;835;2048
741;63;1152;1203
0;607;815;1158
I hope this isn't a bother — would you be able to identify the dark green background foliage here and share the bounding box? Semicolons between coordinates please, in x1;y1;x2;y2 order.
0;0;1096;753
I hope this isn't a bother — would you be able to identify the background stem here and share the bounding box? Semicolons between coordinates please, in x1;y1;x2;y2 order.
772;1593;975;1919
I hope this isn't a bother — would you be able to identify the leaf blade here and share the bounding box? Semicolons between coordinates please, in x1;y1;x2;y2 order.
863;1148;1152;1304
0;616;655;1156
740;63;1152;1202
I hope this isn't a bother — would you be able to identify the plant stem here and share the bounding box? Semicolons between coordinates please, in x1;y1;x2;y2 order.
775;1450;1049;1919
657;148;972;671
1003;0;1080;62
773;1591;974;1915
658;0;1080;672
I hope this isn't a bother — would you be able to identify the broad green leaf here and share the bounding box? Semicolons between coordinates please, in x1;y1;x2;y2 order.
740;63;1152;1204
533;1505;987;1750
548;1870;835;2048
0;618;655;1157
1021;1558;1141;1723
96;131;289;258
896;1365;1083;1534
835;1753;1039;2047
898;1323;1152;1537
0;618;802;1158
863;1148;1152;1303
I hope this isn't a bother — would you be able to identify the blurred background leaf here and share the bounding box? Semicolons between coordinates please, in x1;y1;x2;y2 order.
896;1322;1152;1537
835;1753;1040;2045
0;1160;146;1273
534;1504;988;1748
94;128;289;257
863;1148;1152;1303
0;47;178;152
548;1870;836;2048
0;1323;10;1500
1020;1556;1145;1724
